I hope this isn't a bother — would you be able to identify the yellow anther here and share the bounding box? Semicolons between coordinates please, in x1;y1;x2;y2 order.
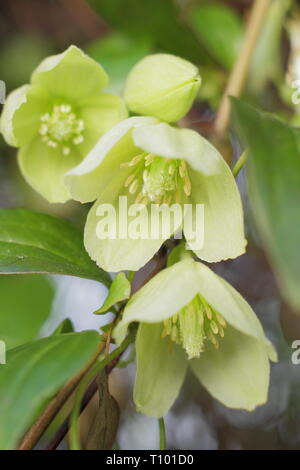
218;326;225;338
145;153;154;166
130;154;144;166
121;153;145;168
168;164;175;175
210;321;219;335
124;173;136;188
208;332;217;346
205;306;213;320
129;179;139;194
179;160;187;176
216;313;227;328
183;174;192;197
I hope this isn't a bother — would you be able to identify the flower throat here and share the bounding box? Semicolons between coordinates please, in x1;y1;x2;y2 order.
121;153;192;205
39;104;85;155
162;294;227;359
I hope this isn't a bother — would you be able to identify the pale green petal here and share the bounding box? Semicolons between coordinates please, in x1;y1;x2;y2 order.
65;117;157;203
184;159;246;262
79;93;128;153
124;53;201;122
31;45;108;102
134;323;188;417
12;86;49;147
0;85;33;147
18;136;83;203
113;259;199;344
133;122;246;261
84;185;174;274
190;325;271;411
132;123;222;175
193;261;277;361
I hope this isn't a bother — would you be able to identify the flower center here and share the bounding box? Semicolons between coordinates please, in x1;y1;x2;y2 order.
39;104;85;155
161;294;227;359
121;153;192;204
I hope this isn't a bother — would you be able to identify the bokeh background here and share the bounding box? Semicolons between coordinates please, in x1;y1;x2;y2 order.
0;0;300;450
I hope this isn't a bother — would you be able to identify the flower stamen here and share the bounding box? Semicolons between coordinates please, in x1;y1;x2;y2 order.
129;179;139;194
161;294;227;359
120;153;192;204
39;104;85;154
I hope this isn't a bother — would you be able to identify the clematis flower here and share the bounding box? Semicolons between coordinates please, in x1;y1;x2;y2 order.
65;116;246;272
124;53;201;123
0;45;127;202
113;257;277;417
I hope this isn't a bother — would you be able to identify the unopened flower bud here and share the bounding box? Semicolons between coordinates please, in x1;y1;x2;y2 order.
124;54;201;123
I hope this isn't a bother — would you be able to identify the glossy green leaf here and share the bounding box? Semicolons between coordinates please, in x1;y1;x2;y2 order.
188;3;243;69
88;0;210;64
95;272;130;314
232;99;300;312
0;275;54;349
0;331;100;450
0;209;110;286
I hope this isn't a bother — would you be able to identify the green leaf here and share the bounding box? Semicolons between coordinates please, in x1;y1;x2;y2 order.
87;33;152;94
88;0;210;64
0;209;110;286
95;272;131;315
232;99;300;312
85;371;120;450
0;331;100;450
0;275;54;349
188;2;243;69
51;318;74;336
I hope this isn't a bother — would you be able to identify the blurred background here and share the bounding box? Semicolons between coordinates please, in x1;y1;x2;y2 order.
1;0;300;450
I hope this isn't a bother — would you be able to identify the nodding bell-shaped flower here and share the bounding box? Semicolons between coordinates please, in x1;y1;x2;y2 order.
113;256;277;418
0;45;127;203
124;53;201;122
65;117;246;272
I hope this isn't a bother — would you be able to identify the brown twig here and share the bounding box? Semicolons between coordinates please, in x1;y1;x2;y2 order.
45;379;98;451
45;250;169;450
214;0;271;139
18;341;106;450
45;343;129;450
